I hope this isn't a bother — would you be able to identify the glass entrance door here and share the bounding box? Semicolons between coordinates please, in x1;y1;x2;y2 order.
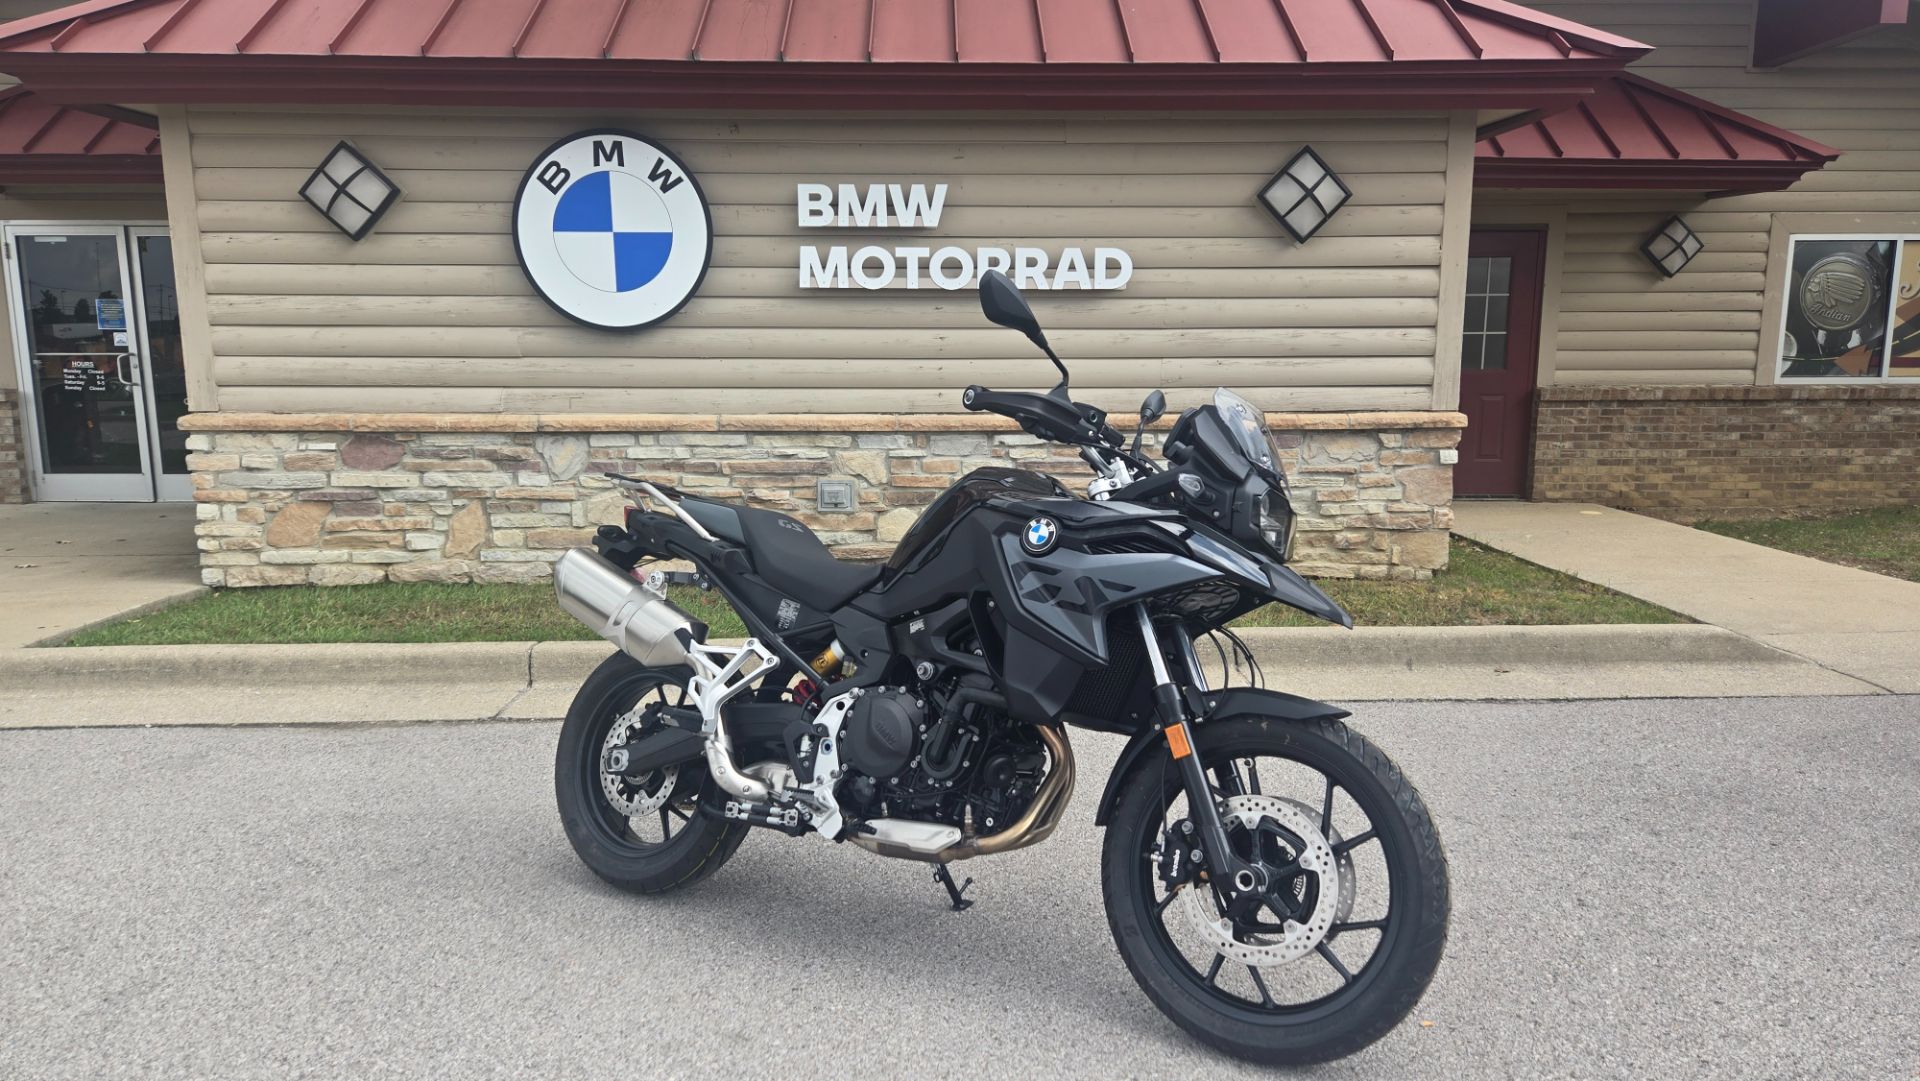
6;224;181;501
130;228;190;501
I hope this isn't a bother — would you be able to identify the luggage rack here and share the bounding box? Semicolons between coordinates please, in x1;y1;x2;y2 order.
606;476;720;594
606;474;716;542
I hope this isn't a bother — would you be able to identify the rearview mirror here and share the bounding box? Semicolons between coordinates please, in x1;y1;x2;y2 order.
978;269;1046;348
1133;389;1166;458
978;269;1070;389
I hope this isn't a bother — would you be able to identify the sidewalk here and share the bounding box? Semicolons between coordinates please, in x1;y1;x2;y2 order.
0;503;203;648
1454;502;1920;694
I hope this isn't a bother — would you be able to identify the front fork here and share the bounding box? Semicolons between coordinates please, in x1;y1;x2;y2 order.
1130;604;1267;896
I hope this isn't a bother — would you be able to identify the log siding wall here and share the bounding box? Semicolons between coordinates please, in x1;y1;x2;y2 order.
181;108;1469;417
1505;0;1920;387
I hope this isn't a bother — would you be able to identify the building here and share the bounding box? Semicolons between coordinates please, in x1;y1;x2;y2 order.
0;0;1911;588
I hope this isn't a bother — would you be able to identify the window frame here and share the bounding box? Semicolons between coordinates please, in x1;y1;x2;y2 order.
1775;232;1919;384
1460;252;1515;373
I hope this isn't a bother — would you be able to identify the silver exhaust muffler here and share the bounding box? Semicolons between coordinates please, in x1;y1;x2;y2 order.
553;548;697;668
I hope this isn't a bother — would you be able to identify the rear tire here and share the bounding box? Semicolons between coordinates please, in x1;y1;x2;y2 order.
1101;716;1448;1064
555;652;748;894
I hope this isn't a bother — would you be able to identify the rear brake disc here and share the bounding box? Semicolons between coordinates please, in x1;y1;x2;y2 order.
600;704;680;817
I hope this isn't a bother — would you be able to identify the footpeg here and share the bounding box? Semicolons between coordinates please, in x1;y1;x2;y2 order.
933;864;974;912
716;800;810;836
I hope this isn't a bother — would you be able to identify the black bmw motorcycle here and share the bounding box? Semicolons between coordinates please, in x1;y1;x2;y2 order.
551;271;1448;1064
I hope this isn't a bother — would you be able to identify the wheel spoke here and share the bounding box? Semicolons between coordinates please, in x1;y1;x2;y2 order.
1316;942;1353;985
664;804;691;823
1204;954;1225;985
1333;828;1377;857
1246;965;1275;1006
1319;775;1336;837
1330;918;1387;936
1154;888;1181;917
658;808;673;837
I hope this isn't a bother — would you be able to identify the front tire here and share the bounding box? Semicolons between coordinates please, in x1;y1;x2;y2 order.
1101;716;1448;1064
555;652;748;894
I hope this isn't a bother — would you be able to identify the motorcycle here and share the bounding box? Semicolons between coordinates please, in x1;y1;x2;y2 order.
550;270;1449;1064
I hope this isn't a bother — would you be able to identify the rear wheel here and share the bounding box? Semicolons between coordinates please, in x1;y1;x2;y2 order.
555;652;747;893
1101;716;1448;1064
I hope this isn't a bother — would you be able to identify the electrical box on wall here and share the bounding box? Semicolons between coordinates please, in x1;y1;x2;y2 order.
816;480;856;512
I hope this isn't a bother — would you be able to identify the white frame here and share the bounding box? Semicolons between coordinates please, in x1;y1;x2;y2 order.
3;219;177;502
127;225;192;502
1774;232;1920;385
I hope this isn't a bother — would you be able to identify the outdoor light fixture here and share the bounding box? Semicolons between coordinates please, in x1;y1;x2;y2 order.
1642;216;1705;278
299;141;400;241
1257;146;1352;244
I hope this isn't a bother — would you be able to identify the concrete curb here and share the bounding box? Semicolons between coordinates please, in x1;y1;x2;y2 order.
1;623;1798;693
1234;623;1792;668
1;640;536;689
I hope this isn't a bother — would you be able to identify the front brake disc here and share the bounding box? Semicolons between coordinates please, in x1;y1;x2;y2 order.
1179;794;1341;967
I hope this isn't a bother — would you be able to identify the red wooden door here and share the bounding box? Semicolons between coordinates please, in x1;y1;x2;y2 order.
1456;230;1546;497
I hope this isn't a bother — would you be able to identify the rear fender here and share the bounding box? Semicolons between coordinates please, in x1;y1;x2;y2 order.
1091;687;1352;827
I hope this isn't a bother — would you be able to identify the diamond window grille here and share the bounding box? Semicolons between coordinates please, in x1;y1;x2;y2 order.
1257;146;1353;244
299;141;401;241
1642;216;1705;278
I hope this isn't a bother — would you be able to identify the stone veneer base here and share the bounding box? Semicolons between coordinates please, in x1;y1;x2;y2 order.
0;389;25;505
1532;385;1920;515
179;412;1463;588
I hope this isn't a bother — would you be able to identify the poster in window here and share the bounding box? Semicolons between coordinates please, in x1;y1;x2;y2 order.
1890;241;1920;378
1779;240;1891;379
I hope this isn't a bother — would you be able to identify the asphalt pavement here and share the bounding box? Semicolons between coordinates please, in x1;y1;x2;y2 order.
3;695;1916;1080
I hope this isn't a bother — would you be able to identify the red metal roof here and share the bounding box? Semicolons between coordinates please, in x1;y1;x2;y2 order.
1475;72;1840;194
0;85;161;183
0;0;1649;111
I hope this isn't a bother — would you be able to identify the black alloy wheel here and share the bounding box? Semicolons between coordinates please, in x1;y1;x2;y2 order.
555;652;747;894
1101;716;1448;1064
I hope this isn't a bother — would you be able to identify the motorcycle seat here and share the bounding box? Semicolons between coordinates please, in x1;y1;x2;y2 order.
680;498;883;612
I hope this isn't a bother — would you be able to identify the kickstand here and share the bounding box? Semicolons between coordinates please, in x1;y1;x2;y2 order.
932;864;974;912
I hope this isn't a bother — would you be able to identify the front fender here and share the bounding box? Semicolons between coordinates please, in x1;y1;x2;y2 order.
1091;687;1352;827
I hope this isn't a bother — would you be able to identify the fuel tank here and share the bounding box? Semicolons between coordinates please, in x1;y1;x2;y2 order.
886;467;1069;571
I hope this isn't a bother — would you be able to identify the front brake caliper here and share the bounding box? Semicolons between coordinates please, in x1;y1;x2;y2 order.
1155;819;1206;889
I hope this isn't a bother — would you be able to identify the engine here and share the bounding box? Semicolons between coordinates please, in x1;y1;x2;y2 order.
836;681;1049;834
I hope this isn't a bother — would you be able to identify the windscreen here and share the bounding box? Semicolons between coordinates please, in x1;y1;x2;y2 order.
1212;388;1283;480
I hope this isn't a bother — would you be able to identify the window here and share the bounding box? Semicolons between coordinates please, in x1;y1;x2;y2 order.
1778;235;1920;382
1461;255;1512;370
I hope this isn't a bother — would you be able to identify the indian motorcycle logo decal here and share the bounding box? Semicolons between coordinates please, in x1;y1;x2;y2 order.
513;129;713;331
1799;252;1877;332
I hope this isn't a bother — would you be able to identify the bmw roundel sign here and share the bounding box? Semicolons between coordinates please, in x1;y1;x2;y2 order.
513;129;713;330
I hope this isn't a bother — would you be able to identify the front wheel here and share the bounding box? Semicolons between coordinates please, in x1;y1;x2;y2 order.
1101;716;1448;1065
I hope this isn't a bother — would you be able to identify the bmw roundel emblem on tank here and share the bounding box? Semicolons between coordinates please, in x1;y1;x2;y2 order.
513;129;713;331
1022;516;1060;555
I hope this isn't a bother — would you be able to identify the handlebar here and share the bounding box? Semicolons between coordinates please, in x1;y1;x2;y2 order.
962;384;1121;449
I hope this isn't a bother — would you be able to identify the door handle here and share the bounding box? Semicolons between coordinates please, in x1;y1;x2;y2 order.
113;352;140;388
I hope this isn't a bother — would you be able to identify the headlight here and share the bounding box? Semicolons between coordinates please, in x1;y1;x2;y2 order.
1260;489;1296;562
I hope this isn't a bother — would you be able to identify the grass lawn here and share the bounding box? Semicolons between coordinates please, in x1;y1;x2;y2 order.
64;539;1678;647
1694;505;1920;582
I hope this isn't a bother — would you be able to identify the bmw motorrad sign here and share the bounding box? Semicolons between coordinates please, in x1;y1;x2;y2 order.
513;130;713;330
